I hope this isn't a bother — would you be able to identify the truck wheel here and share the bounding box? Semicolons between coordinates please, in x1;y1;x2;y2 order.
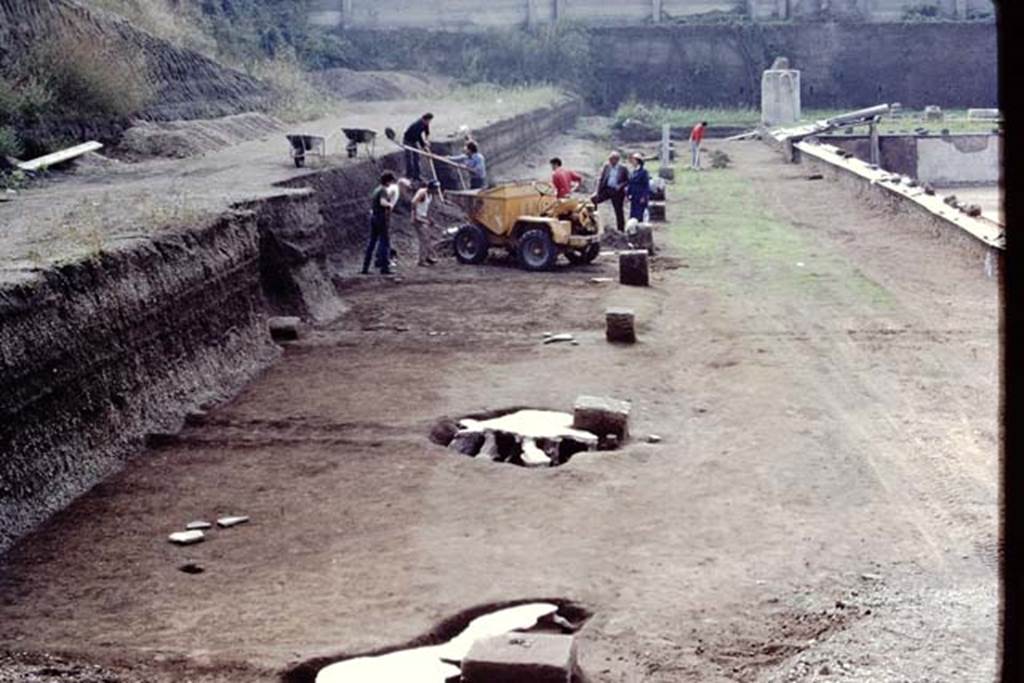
454;224;489;264
565;242;600;265
517;228;557;271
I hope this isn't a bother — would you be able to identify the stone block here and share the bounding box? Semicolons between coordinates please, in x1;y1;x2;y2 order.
761;69;801;127
968;108;1001;121
606;308;636;344
924;105;943;121
647;201;666;222
619;250;649;287
657;166;675;181
268;316;305;342
462;632;578;683
573;395;630;441
630;223;655;254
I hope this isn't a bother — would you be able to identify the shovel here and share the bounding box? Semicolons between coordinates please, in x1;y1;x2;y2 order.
384;127;471;191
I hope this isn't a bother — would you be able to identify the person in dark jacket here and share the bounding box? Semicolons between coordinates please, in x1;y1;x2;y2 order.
591;151;629;232
361;172;398;275
626;154;651;222
402;113;433;182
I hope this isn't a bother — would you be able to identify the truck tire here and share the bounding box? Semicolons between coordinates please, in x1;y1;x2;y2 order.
517;228;557;271
454;224;489;264
565;242;600;265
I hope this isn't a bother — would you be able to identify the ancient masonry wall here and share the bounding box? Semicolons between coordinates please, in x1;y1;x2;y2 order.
0;97;582;554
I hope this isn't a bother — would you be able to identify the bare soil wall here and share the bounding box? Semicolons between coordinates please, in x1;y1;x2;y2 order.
0;213;279;553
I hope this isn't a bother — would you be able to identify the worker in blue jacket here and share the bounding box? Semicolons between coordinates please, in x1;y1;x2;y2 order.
627;154;651;222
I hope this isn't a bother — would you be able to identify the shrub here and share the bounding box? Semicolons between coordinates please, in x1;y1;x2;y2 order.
0;126;23;158
902;3;942;21
28;36;154;118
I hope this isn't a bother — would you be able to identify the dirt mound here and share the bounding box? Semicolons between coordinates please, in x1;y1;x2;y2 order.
312;68;453;101
119;113;283;159
0;0;272;124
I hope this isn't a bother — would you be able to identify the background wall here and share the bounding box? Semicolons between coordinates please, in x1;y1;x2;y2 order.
308;0;996;29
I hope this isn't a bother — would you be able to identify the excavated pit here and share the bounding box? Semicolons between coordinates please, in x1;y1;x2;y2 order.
431;407;623;468
281;599;593;683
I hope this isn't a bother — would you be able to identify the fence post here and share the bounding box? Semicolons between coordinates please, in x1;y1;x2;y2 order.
652;0;662;22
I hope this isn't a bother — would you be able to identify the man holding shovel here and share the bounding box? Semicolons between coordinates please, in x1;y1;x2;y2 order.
402;112;433;183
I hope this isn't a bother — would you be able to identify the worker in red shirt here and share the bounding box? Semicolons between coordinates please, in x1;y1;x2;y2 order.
690;121;707;170
550;157;582;198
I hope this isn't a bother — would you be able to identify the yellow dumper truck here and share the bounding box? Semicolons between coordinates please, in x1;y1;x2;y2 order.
446;181;602;271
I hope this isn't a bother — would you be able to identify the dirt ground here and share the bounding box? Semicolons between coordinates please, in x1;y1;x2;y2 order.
0;139;999;682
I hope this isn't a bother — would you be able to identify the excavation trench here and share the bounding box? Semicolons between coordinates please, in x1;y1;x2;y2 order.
432;406;626;468
282;599;593;683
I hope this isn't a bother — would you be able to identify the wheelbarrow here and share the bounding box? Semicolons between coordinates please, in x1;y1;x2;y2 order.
286;134;326;168
342;128;377;159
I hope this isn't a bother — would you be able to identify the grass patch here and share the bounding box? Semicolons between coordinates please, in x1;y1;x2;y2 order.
657;161;893;307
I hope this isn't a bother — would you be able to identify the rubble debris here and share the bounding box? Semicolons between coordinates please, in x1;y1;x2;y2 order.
447;410;601;467
269;316;305;342
943;195;959;207
430;418;460;446
462;632;579;683
186;521;212;531
168;530;205;546
450;431;486;456
606;308;637;344
216;516;250;528
965;204;983;217
619;250;650;287
923;183;936;195
573;395;631;442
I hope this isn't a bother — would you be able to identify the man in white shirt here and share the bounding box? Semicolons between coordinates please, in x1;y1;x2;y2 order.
411;180;441;266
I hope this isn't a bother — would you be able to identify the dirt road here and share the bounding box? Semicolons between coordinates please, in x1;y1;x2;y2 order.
0;140;998;682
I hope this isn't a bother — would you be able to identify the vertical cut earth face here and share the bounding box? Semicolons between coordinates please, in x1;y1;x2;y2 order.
433;409;615;468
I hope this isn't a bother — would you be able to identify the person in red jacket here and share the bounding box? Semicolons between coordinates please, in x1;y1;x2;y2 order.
550;157;582;198
690;121;707;170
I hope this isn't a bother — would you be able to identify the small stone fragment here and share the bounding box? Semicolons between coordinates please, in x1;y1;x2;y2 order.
216;516;250;528
430;418;460;446
923;183;935;195
860;572;883;582
186;521;212;531
647;434;663;444
184;410;207;426
590;277;613;284
520;438;552;468
178;562;205;574
169;530;205;545
965;204;983;217
543;333;575;344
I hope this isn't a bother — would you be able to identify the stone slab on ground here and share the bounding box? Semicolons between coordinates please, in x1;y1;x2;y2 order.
606;308;637;344
462;632;577;683
619;250;650;287
573;395;631;441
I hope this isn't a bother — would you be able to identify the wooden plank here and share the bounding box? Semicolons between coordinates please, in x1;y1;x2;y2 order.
18;141;103;172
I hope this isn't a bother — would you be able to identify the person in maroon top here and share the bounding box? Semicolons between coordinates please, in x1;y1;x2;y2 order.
549;157;582;198
690;121;707;170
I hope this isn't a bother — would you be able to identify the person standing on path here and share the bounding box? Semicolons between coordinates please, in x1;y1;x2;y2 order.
550;157;582;198
690;120;707;170
626;154;651;222
449;140;487;189
410;180;441;266
361;172;398;275
592;151;629;232
403;113;433;183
